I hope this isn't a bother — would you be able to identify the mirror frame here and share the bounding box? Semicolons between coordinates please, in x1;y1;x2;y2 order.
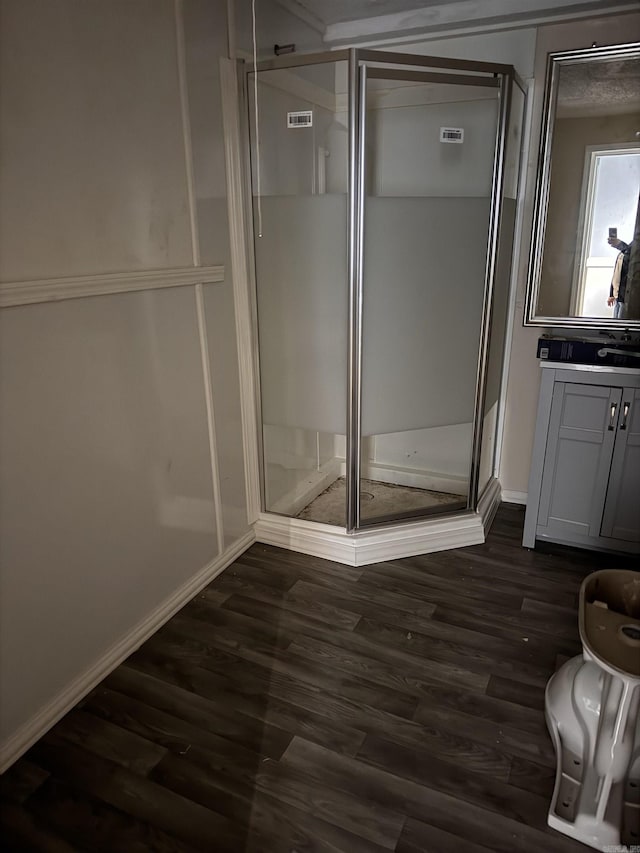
525;41;640;330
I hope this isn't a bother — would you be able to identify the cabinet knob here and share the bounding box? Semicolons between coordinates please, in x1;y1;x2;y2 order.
620;401;630;431
608;403;618;431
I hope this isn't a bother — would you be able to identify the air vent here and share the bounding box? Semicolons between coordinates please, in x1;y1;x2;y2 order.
440;127;464;143
287;110;313;128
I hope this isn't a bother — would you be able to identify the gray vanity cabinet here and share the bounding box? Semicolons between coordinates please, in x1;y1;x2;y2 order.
600;387;640;543
523;364;640;554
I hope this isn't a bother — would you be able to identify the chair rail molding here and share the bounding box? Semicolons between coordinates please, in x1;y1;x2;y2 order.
0;266;225;309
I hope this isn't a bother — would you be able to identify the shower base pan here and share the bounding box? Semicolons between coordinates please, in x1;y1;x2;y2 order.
296;477;465;527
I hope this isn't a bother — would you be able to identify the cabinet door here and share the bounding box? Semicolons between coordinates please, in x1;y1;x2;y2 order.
537;382;620;543
600;387;640;542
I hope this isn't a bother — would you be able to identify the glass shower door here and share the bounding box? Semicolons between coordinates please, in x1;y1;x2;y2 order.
355;63;503;527
249;59;350;525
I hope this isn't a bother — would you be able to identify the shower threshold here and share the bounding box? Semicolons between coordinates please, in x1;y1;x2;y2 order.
296;476;466;527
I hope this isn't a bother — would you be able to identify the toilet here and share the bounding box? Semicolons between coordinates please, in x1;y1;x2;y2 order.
545;570;640;851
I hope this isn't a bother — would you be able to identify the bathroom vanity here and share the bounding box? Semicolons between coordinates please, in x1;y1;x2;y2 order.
523;362;640;554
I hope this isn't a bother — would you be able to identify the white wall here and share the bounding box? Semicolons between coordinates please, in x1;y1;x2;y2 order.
500;12;640;499
234;0;324;58
0;0;195;280
0;0;250;770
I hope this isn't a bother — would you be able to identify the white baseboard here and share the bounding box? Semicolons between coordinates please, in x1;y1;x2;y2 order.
0;529;255;774
501;489;527;505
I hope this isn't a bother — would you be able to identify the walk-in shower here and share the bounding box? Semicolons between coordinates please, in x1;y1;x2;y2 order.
244;49;526;539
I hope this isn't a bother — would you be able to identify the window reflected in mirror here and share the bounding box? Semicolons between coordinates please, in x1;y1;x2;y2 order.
574;147;639;318
527;44;640;328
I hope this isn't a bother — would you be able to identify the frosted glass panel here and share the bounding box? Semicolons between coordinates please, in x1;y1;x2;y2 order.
360;78;499;523
361;197;489;435
255;195;348;435
251;61;348;523
479;82;526;496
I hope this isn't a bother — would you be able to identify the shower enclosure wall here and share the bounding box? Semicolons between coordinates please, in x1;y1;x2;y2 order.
243;49;525;561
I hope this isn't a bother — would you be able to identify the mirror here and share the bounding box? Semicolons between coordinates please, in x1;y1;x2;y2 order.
526;42;640;329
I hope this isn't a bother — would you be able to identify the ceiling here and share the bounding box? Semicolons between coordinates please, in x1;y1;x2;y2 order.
282;0;470;27
557;57;640;118
275;0;638;42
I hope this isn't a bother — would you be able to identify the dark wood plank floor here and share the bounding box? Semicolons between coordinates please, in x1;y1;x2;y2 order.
2;504;635;852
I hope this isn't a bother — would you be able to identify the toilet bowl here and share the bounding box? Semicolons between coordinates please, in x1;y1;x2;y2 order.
545;569;640;851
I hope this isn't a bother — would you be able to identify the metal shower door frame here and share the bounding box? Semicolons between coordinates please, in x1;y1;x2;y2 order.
245;48;521;532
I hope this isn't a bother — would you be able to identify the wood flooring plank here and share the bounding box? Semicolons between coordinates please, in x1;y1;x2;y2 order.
151;752;392;853
241;543;364;581
377;714;513;779
356;597;559;668
129;641;474;762
120;660;367;757
82;685;290;765
254;758;405;850
369;551;579;609
229;551;363;593
288;578;438;628
513;608;581;644
236;586;362;631
359;561;525;611
286;633;490;706
221;592;489;691
412;699;555;767
221;589;361;635
487;675;546;710
193;588;232;607
103;665;293;760
203;575;364;631
437;543;589;584
432;602;580;659
0;801;82;853
396;816;497;853
475;540;604;578
179;595;293;650
47;708;167;775
508;756;557;798
356;733;548;826
280;737;586;853
26;736;250;852
26;777;199;853
355;617;551;686
138;624;420;721
217;559;299;592
0;758;50;805
161;610;292;662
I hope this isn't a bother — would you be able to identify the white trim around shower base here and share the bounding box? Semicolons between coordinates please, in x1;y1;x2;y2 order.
255;476;502;566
